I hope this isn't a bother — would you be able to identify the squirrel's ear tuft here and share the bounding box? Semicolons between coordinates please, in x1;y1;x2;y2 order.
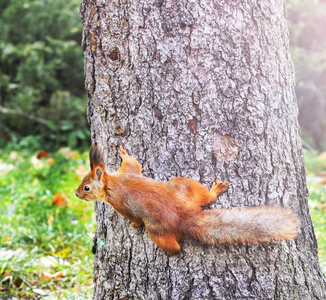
95;167;103;180
89;146;105;170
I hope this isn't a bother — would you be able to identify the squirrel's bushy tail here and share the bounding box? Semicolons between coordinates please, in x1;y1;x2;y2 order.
187;206;300;245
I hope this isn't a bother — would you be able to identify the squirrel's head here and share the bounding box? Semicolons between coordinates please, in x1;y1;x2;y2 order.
75;146;106;201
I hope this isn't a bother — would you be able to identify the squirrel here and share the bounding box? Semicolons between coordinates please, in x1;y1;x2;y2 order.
75;146;300;254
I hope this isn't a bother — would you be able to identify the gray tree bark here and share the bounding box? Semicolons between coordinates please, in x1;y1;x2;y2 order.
80;0;326;299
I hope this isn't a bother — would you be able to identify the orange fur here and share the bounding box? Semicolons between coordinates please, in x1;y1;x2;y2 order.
75;146;301;254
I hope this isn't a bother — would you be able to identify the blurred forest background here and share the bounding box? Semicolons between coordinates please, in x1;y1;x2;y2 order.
0;0;326;151
0;0;87;151
0;0;326;299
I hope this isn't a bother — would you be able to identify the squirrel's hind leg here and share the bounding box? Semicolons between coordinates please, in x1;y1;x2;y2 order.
210;179;230;198
147;231;181;254
168;177;228;207
118;146;143;175
197;179;230;207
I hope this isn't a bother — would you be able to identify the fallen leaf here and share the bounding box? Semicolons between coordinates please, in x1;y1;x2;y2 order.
57;147;70;155
320;178;326;185
66;150;79;159
316;174;326;185
39;256;57;267
55;247;71;258
316;171;326;177
36;150;49;159
317;202;326;211
41;271;63;280
52;193;68;207
74;284;81;293
46;158;55;167
2;270;11;279
0;161;14;176
31;153;55;169
48;213;55;226
9;151;18;160
32;178;40;186
85;279;94;285
319;152;326;161
80;214;89;222
0;249;14;261
76;164;87;180
30;156;43;169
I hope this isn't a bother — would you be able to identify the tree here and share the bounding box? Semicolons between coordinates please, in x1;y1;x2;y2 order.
80;0;326;299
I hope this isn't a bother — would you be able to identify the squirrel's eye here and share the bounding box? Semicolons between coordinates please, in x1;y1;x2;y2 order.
84;185;91;192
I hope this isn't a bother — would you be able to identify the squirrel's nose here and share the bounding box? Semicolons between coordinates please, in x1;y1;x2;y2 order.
75;191;80;198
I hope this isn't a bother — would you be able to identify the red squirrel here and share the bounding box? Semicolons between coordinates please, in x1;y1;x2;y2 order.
75;146;300;254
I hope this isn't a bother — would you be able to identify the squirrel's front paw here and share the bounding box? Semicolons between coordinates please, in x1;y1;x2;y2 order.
131;221;144;228
119;145;127;156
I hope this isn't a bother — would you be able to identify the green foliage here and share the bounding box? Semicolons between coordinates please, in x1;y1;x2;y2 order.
304;150;326;273
1;0;325;152
0;143;95;299
288;0;326;150
0;0;89;150
303;150;326;174
308;182;326;273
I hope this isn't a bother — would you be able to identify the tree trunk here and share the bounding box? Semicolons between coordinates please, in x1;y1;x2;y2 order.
80;0;326;299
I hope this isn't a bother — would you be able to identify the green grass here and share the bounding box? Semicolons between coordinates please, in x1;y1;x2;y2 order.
308;182;326;272
304;150;326;273
0;145;95;299
0;145;325;299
